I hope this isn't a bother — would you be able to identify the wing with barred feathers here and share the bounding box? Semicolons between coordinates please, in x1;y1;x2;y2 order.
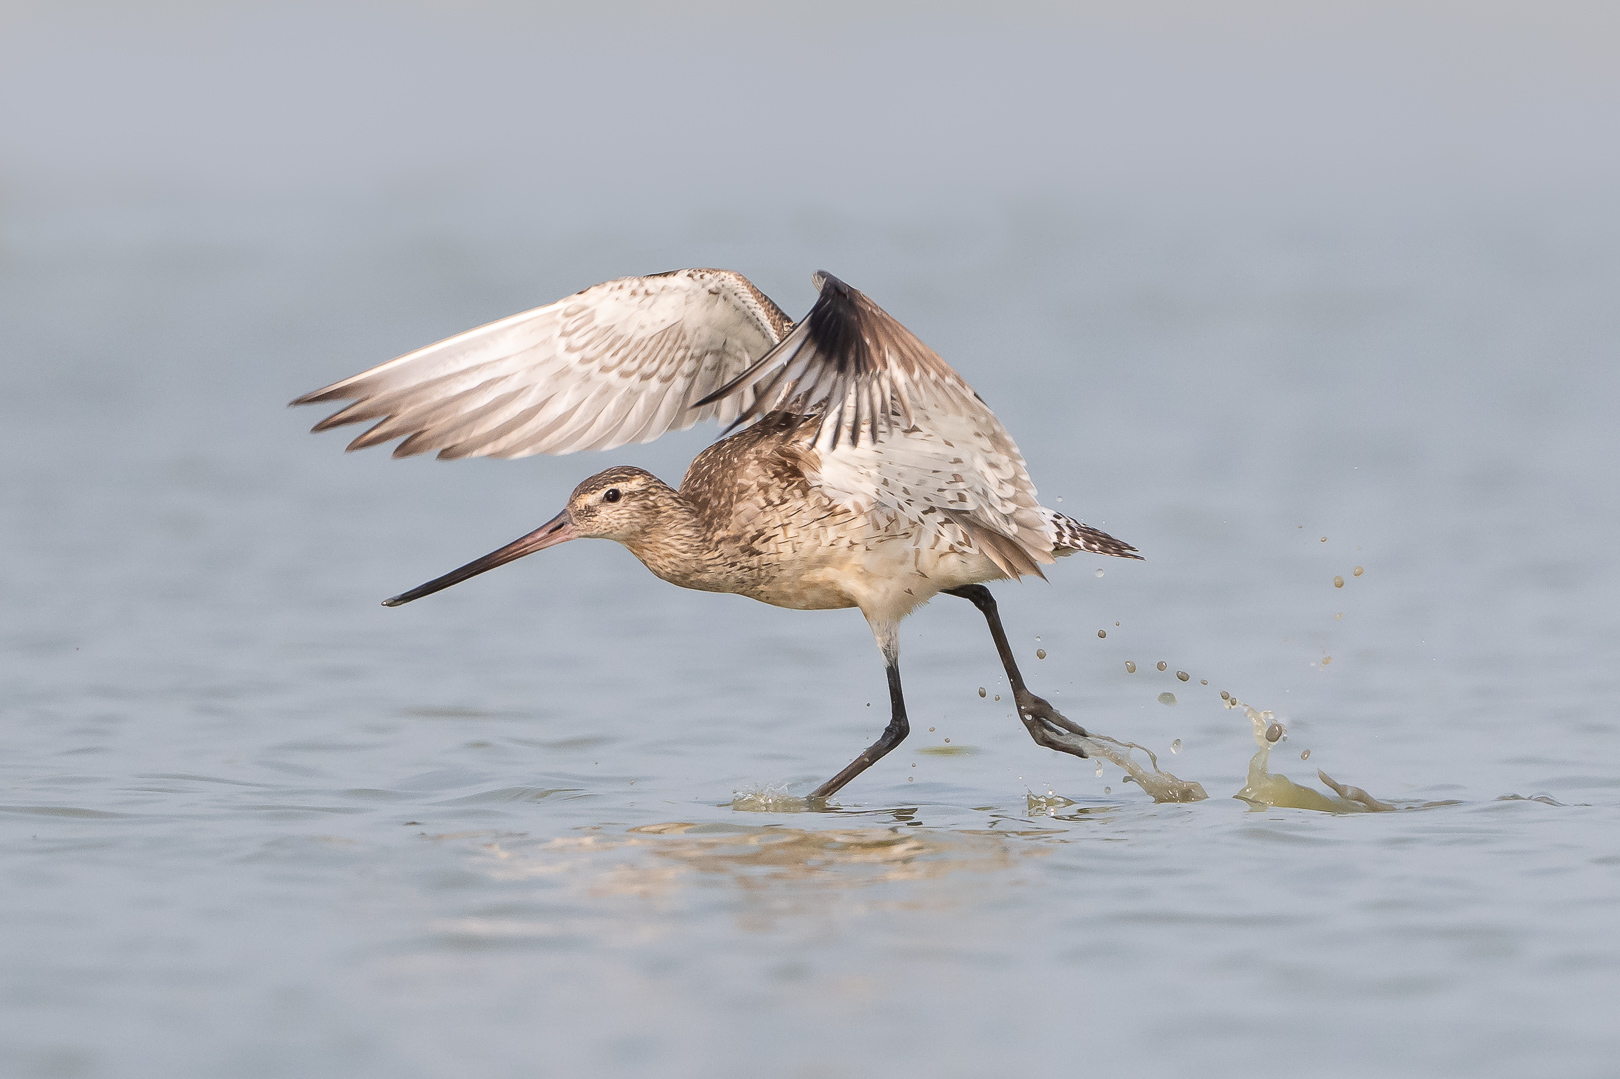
696;271;983;453
804;399;1056;581
291;268;792;458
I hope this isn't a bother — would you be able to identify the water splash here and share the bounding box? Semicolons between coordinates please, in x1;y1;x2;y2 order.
1074;732;1208;803
1227;697;1396;812
730;783;811;813
1026;791;1076;815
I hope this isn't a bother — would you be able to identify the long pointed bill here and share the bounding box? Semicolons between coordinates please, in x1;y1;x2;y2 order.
382;510;576;607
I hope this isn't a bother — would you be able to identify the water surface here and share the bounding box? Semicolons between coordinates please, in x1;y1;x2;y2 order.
2;190;1617;1077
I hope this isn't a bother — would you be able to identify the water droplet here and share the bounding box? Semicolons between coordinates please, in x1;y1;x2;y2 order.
1335;612;1342;619
1156;661;1167;671
1322;655;1333;666
1095;568;1104;577
1036;649;1047;659
1098;630;1106;638
1035;635;1041;641
994;694;1001;701
1170;738;1182;754
929;726;936;732
1176;670;1189;682
978;687;986;698
1125;661;1136;673
1354;566;1364;576
1333;575;1344;588
908;776;914;782
1095;763;1104;777
1320;536;1328;542
944;737;951;743
1157;692;1177;705
911;762;916;767
1200;679;1208;685
1300;749;1311;760
1104;786;1112;794
1056;496;1063;502
1115;621;1120;626
1220;690;1230;700
1265;723;1284;743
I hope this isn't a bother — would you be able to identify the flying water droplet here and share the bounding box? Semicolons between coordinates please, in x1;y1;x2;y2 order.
1220;690;1230;700
929;726;936;732
1334;575;1344;588
1095;568;1104;577
1176;670;1189;682
1265;723;1284;743
994;694;1001;701
944;737;951;743
1170;738;1182;754
1098;630;1106;638
978;687;986;697
1354;566;1364;576
1104;786;1112;794
1156;661;1167;671
1158;692;1177;705
1200;679;1208;685
1300;748;1311;760
1036;649;1047;659
1095;763;1104;777
1320;536;1328;543
1125;661;1136;673
1322;655;1333;665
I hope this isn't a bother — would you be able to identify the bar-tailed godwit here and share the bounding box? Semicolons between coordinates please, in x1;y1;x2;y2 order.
294;270;1140;798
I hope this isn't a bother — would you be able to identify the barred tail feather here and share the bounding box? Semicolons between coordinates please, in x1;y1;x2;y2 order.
1050;512;1143;560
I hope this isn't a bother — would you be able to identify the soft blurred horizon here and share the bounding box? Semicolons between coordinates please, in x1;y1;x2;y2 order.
3;1;1617;218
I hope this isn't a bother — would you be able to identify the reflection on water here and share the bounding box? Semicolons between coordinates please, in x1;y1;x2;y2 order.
447;821;1049;916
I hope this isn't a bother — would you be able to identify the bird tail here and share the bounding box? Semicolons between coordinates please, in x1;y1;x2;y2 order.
1050;512;1143;560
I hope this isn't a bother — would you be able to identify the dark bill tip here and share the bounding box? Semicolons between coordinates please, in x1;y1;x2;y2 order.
378;509;576;608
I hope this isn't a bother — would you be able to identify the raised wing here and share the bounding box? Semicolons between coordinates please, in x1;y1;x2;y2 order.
291;268;793;458
697;271;981;452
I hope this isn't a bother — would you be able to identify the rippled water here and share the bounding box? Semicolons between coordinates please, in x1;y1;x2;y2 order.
3;191;1618;1077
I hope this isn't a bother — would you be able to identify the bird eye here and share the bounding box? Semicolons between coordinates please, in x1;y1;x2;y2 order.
602;488;621;503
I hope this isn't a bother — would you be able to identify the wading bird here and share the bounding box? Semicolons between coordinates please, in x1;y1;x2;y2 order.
294;270;1140;798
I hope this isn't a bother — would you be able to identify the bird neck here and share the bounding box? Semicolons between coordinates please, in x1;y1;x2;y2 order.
617;489;724;591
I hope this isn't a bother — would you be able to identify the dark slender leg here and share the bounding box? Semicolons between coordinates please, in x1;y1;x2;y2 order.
811;639;909;800
945;584;1091;760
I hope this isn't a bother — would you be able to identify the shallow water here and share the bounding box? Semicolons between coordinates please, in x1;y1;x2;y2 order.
3;177;1620;1077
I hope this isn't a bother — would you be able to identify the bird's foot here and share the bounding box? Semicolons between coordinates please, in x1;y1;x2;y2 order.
1015;691;1091;758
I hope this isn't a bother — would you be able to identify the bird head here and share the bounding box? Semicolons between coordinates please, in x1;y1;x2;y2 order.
562;466;676;543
